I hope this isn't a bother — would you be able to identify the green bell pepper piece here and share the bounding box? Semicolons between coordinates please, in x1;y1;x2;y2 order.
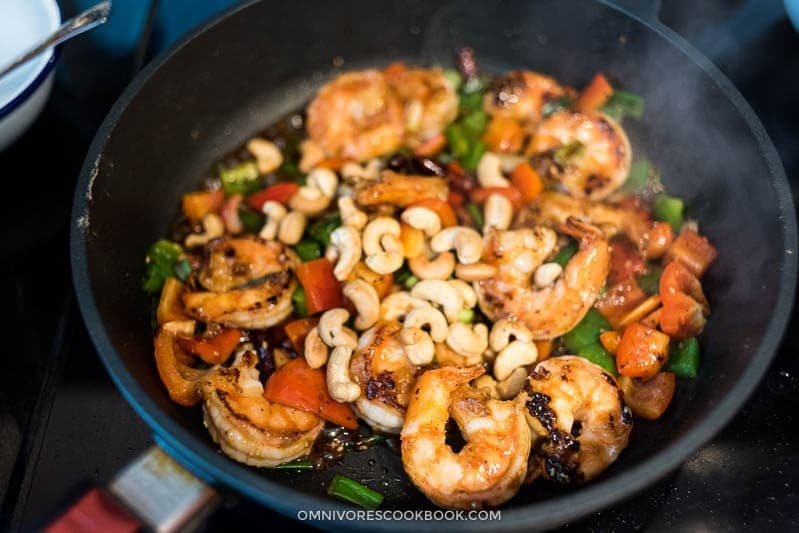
665;337;700;378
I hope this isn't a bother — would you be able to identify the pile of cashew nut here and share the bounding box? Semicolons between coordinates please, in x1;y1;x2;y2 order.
211;141;563;403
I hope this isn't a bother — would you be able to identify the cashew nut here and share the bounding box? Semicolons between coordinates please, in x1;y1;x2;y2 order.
483;193;513;232
307;168;338;199
246;137;283;175
403;304;448;342
363;217;403;275
401;206;442;237
327;226;362;281
259;201;287;241
363;217;401;255
327;346;360;402
430;226;484;265
411;280;464;323
477;151;510;188
304;327;329;369
400;327;435;365
454;262;498;281
277;210;307;245
445;322;488;362
379;291;426;321
185;213;224;248
448;280;477;309
338;196;367;230
489;319;533;352
534;262;563;288
289;185;331;216
494;340;538;381
343;279;379;330
318;308;358;350
496;367;529;400
408;251;456;280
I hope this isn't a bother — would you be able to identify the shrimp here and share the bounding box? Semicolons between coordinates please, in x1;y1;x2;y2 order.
387;67;458;146
306;70;404;162
154;328;211;406
483;70;575;125
202;349;324;467
355;170;448;208
349;320;420;434
476;218;610;340
401;365;531;509
527;110;632;200
517;191;649;246
518;356;632;485
183;236;297;329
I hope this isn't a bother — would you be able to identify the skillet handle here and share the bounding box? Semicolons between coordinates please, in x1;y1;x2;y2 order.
603;0;663;25
44;446;219;532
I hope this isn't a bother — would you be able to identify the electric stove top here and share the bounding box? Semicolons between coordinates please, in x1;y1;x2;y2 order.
2;1;797;530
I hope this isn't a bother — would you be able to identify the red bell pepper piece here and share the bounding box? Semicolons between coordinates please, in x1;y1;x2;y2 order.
296;258;344;315
263;358;358;429
246;182;299;210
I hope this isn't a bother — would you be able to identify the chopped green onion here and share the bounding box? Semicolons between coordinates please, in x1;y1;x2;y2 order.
653;193;684;231
467;201;484;228
600;104;624;121
636;264;664;295
445;123;469;159
327;474;384;510
459;91;483;115
403;274;419;289
458;308;475;324
461;140;486;172
551;239;578;267
394;266;419;289
279;159;305;185
443;69;463;91
270;459;314;470
563;309;612;353
308;213;342;247
393;265;413;284
238;207;265;233
541;97;572;118
461;110;487;137
292;285;308;317
600;90;645;121
665;337;700;378
220;161;260;196
142;239;184;293
295;239;322;262
173;259;191;282
553;140;585;167
621;159;651;194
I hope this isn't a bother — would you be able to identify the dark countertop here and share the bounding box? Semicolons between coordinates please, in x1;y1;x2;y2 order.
1;1;797;530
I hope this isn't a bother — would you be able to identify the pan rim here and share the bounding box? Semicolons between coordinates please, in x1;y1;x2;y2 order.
70;0;797;529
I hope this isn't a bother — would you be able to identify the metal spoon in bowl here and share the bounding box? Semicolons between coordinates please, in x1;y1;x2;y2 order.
0;1;112;80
